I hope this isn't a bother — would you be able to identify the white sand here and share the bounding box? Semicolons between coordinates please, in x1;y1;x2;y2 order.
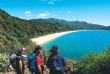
31;30;82;45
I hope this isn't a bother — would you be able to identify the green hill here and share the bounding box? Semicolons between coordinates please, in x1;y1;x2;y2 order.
0;9;73;53
31;18;109;30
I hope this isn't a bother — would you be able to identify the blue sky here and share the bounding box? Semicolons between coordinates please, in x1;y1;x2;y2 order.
0;0;110;26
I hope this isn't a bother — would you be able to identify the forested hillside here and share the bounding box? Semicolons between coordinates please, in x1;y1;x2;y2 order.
1;9;110;74
0;9;73;53
31;18;109;30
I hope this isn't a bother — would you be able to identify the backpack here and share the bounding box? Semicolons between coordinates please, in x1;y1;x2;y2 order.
51;54;63;72
9;54;17;69
27;53;39;71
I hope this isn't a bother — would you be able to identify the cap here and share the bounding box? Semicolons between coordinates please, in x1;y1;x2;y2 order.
35;45;43;50
18;48;25;53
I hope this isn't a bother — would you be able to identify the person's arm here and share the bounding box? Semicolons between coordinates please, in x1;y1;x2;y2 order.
37;65;42;74
19;60;23;74
22;55;27;58
36;56;42;74
61;55;67;66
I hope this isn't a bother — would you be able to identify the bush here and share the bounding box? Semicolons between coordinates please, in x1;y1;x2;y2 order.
0;53;9;72
76;51;110;74
64;59;77;74
24;41;36;55
40;48;48;64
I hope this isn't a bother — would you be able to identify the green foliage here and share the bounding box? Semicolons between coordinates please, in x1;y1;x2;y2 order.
0;29;18;54
40;48;48;64
0;9;73;54
0;53;9;72
64;59;77;74
24;41;36;55
31;18;110;30
76;51;110;74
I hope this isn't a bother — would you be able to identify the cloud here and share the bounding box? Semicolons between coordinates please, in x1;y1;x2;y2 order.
37;13;50;18
26;14;32;17
48;2;54;5
52;15;57;17
46;13;50;15
38;14;46;17
67;11;72;13
25;11;31;14
25;11;32;17
44;17;48;18
41;0;59;5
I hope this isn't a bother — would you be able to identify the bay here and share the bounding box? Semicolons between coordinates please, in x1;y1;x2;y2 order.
42;30;110;60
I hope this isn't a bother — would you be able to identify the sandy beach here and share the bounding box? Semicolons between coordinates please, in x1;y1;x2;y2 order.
31;30;82;45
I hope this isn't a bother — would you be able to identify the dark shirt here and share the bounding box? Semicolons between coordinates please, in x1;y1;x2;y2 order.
16;55;25;74
47;53;67;74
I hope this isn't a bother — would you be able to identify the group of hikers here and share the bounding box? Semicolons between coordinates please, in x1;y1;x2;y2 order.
9;45;67;74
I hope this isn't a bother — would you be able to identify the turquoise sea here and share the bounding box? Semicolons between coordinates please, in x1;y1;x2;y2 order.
42;30;110;60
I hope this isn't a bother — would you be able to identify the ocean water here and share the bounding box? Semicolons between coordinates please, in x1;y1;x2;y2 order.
42;30;110;60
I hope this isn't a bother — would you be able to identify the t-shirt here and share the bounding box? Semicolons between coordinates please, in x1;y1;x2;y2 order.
35;54;43;66
16;55;25;74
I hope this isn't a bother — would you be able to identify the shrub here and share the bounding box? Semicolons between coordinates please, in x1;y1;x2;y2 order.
64;59;77;74
76;51;110;74
40;48;48;64
24;41;36;55
0;53;9;72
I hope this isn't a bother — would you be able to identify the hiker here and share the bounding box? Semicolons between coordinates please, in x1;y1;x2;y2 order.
35;45;44;74
27;45;44;74
16;48;25;74
46;45;67;74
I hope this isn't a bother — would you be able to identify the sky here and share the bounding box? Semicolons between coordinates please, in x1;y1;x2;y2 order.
0;0;110;26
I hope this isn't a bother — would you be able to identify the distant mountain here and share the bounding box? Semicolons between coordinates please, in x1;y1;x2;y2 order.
31;18;109;30
107;26;110;29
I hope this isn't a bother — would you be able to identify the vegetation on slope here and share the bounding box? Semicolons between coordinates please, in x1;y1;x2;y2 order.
1;45;110;74
31;18;110;30
76;46;110;74
0;9;73;54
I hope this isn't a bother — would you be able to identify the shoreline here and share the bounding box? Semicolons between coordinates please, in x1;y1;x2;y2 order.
31;30;84;45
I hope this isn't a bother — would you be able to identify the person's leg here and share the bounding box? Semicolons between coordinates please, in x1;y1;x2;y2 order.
31;71;33;74
54;71;63;74
31;69;35;74
16;71;22;74
35;70;40;74
41;65;44;74
58;71;64;74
